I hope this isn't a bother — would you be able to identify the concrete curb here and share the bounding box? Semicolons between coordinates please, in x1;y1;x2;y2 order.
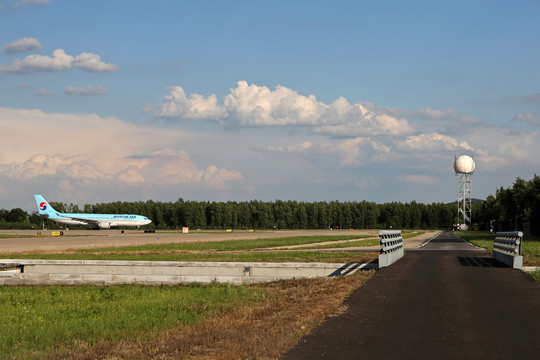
0;259;377;285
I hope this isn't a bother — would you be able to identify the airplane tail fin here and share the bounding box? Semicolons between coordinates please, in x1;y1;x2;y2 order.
34;194;57;218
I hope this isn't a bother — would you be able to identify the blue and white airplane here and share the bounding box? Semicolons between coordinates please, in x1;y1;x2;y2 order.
34;194;152;229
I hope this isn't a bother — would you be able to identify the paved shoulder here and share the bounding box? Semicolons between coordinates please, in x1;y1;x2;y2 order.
283;231;540;360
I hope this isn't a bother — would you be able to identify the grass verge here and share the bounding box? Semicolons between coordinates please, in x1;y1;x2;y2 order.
0;272;374;359
76;235;371;253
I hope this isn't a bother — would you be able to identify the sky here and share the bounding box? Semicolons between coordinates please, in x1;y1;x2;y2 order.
1;0;540;211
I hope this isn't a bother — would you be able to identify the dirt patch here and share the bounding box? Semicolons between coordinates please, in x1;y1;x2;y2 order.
47;272;374;360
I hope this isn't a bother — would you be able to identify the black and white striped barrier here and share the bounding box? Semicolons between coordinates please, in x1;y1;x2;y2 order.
379;230;404;268
493;231;523;269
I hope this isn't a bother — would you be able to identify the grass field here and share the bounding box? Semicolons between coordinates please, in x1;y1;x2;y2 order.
0;233;403;358
0;283;266;359
0;273;373;359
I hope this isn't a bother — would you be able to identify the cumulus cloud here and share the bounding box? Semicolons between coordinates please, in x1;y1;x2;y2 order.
72;52;119;73
203;165;243;190
65;86;108;96
1;37;42;54
0;107;243;202
0;49;118;74
0;150;242;192
222;81;327;126
151;81;415;136
154;86;226;120
0;154;108;180
123;148;242;188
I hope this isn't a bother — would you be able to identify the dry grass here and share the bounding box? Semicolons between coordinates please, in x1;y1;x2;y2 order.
48;271;374;360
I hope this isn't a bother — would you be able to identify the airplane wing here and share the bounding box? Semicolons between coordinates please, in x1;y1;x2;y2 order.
64;216;102;227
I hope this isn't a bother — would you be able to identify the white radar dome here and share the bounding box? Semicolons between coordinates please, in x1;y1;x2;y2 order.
454;155;475;174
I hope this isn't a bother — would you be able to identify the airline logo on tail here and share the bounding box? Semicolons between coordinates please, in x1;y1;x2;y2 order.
39;202;48;211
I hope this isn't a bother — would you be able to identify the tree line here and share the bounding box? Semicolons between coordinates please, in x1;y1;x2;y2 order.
473;175;540;234
1;199;455;230
1;175;538;232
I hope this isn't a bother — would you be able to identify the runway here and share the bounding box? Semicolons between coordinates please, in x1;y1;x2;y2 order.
0;229;379;253
0;229;438;253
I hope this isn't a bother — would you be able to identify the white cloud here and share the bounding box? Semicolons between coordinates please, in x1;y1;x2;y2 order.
1;37;42;54
151;81;415;136
0;49;72;73
154;86;226;120
72;52;119;73
222;81;327;126
65;86;108;96
0;49;118;74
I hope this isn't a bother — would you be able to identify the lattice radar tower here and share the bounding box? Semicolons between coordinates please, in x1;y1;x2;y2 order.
454;155;475;230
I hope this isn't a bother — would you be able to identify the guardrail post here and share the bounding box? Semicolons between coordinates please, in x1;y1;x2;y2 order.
378;230;404;268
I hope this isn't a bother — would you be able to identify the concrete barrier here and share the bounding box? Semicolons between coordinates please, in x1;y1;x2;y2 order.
493;231;523;269
378;230;404;268
0;259;376;286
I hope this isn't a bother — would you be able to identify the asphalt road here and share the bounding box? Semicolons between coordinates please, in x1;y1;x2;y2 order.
283;231;540;360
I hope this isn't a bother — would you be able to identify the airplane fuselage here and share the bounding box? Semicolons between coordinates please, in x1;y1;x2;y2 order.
35;195;152;229
45;213;151;228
